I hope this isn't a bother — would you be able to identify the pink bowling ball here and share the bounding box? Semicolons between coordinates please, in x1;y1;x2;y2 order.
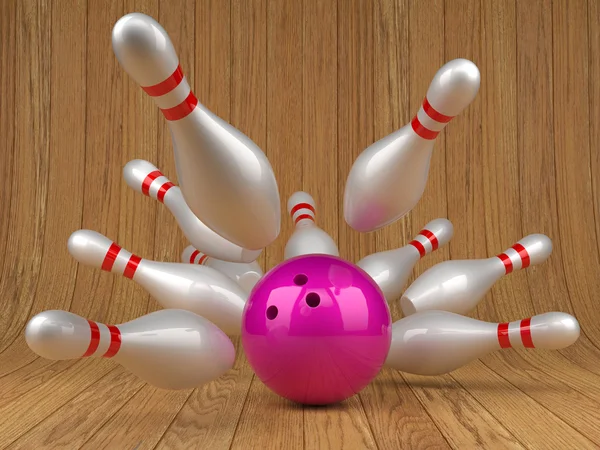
241;254;392;405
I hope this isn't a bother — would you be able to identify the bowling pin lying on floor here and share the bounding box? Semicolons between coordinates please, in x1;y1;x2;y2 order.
26;309;235;390
401;234;552;316
112;13;280;251
384;310;580;376
182;245;263;295
284;191;339;260
357;218;453;302
343;59;480;232
68;230;246;334
123;159;261;264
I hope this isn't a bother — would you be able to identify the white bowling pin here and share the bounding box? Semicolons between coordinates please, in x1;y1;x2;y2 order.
357;218;453;302
123;159;261;263
182;245;263;295
401;234;553;316
67;230;246;335
385;310;580;375
284;191;339;260
25;309;235;390
112;13;280;251
343;59;481;232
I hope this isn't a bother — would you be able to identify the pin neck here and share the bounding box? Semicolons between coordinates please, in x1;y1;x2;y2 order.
408;239;427;257
142;65;184;97
188;249;209;265
290;202;316;226
496;318;534;349
295;215;315;226
141;64;198;121
82;321;122;358
495;243;530;274
161;92;198;121
102;243;142;279
408;229;439;258
142;170;175;203
410;97;455;140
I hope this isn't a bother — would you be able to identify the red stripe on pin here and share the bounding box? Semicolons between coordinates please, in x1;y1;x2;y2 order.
103;325;122;358
198;254;209;265
411;116;439;140
83;321;100;357
409;240;426;257
142;170;162;196
513;243;530;269
497;252;513;274
422;97;454;123
189;249;200;264
497;322;511;348
295;214;315;224
520;318;534;348
161;92;198;121
123;255;141;279
420;229;439;250
102;243;121;272
290;202;315;217
142;65;184;97
157;182;174;203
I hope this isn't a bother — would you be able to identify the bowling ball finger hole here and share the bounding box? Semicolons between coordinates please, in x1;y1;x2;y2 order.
306;293;320;308
294;274;308;286
266;305;278;320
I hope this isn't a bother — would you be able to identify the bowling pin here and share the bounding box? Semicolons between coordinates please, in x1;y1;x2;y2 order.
356;218;453;302
182;245;263;295
123;159;261;264
67;230;246;335
401;234;553;316
385;310;580;375
112;13;280;250
284;191;339;260
26;309;235;390
343;59;481;232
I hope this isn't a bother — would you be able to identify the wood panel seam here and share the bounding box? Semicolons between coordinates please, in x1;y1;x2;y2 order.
4;366;122;448
150;389;196;450
228;374;256;450
472;359;598;446
398;372;456;449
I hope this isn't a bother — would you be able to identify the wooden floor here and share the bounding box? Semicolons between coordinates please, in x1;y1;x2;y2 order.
1;0;599;448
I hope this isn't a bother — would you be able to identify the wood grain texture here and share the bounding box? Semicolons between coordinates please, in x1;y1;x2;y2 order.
0;0;598;448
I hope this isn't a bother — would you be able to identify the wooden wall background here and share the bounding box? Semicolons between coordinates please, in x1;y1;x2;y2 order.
0;0;599;448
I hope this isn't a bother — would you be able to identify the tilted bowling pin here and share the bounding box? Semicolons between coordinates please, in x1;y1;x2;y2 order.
357;218;453;302
112;13;280;250
284;191;339;260
67;230;246;334
182;245;263;295
385;310;580;375
401;234;553;316
25;309;235;390
123;159;261;263
343;59;481;232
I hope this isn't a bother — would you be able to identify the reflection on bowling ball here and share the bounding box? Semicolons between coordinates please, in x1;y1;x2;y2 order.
241;254;391;405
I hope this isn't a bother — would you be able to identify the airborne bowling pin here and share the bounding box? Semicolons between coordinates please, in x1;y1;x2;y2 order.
343;59;481;232
182;245;263;295
356;218;453;302
401;234;553;316
68;230;246;334
112;13;280;251
25;309;235;390
123;159;261;263
384;310;580;375
284;191;339;260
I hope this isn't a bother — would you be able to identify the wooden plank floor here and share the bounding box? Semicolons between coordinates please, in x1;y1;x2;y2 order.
1;0;599;448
